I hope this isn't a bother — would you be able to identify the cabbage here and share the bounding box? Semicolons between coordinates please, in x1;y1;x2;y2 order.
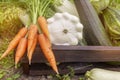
103;7;120;46
90;0;120;46
0;2;26;38
90;0;110;14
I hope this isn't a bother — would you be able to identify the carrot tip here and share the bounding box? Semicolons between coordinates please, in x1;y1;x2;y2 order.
29;60;31;65
55;70;59;74
15;64;18;69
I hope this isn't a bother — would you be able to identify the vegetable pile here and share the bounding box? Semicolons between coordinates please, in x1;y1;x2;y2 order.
91;0;120;46
0;0;84;74
0;0;60;74
0;0;83;77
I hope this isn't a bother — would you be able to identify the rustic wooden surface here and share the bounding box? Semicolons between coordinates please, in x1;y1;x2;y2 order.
21;45;120;75
22;62;120;76
22;45;120;63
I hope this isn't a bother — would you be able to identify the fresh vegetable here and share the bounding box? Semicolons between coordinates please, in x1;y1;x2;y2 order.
76;0;112;45
90;0;110;14
0;27;27;60
85;68;120;80
15;37;27;67
38;34;58;74
38;16;50;40
47;12;83;45
44;35;51;49
102;7;120;46
54;0;79;17
90;0;120;46
23;0;59;73
27;34;37;65
27;24;38;54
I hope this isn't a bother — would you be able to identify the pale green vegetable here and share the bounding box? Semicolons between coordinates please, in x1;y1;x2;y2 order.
47;12;83;45
90;0;120;46
102;7;120;46
90;0;110;14
55;0;79;17
85;68;120;80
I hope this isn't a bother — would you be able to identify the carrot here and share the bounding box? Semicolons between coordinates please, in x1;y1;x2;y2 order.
27;34;37;65
38;34;59;74
28;24;38;54
38;16;50;41
0;27;27;60
15;37;27;67
44;35;51;49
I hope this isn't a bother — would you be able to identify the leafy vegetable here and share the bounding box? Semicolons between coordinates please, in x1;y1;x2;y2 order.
91;0;120;46
0;1;26;38
90;0;110;14
102;7;120;46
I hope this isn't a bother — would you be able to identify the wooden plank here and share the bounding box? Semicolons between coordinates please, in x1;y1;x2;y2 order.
23;62;120;75
74;0;112;46
22;45;120;63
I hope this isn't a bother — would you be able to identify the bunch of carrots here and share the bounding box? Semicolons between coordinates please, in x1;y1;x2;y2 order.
0;0;59;74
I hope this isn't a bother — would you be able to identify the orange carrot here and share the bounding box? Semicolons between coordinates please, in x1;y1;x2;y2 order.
38;34;58;74
15;37;27;67
44;35;51;49
28;24;38;54
27;34;37;65
38;16;50;40
0;27;27;60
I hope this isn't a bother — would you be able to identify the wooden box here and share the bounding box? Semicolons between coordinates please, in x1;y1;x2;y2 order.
21;0;120;75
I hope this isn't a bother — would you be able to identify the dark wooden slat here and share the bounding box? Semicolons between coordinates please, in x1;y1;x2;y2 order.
24;62;120;75
22;46;120;63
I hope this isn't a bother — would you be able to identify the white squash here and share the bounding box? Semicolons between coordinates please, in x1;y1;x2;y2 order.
47;12;83;45
85;68;120;80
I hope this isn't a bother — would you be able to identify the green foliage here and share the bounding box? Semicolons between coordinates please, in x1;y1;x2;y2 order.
0;70;6;79
79;77;85;80
0;39;19;80
51;66;75;80
6;73;20;80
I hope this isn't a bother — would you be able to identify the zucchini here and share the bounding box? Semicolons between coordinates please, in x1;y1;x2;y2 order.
85;68;120;80
74;0;112;46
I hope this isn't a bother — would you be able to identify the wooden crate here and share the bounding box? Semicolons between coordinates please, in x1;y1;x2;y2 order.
21;0;120;75
22;45;120;75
